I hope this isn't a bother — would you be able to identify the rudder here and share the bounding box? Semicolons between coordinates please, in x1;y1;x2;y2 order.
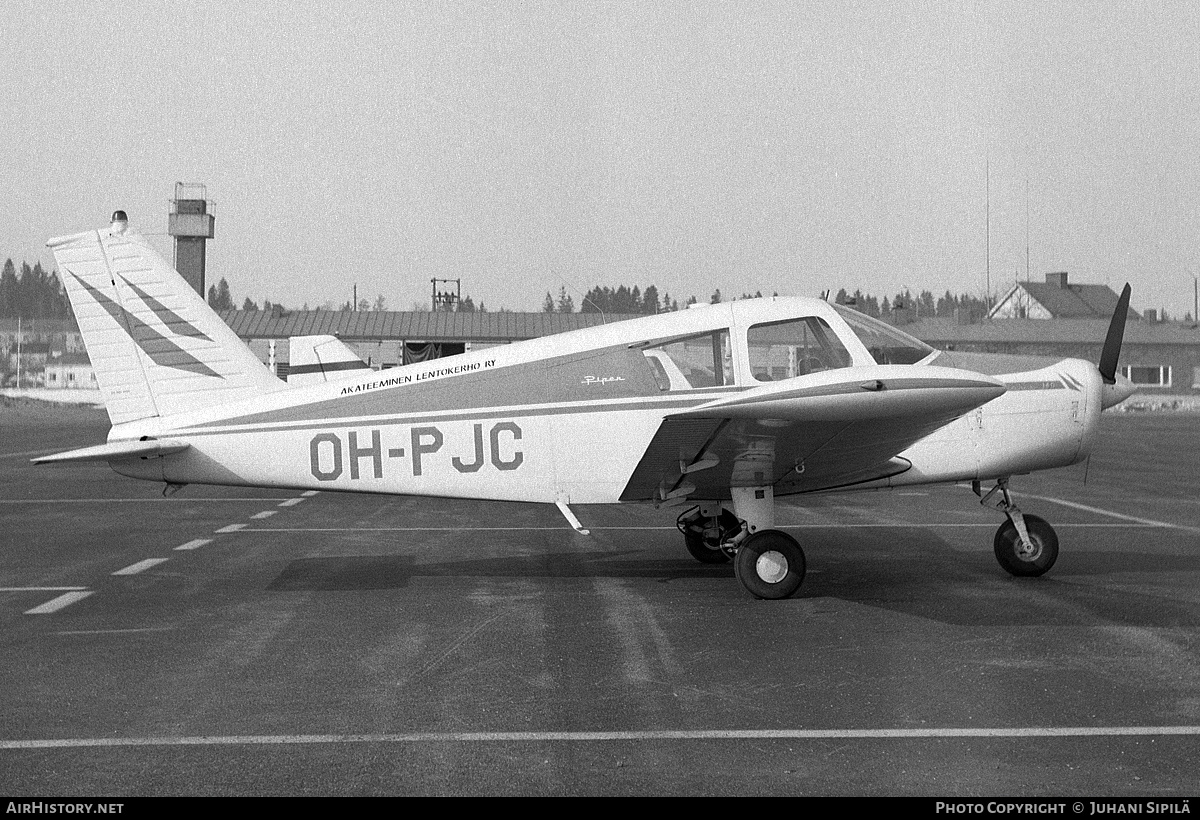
48;214;283;425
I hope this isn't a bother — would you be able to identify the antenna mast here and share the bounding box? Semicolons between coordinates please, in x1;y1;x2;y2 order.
985;155;991;311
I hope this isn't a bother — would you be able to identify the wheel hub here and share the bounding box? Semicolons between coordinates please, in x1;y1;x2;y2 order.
755;550;789;584
1016;536;1043;561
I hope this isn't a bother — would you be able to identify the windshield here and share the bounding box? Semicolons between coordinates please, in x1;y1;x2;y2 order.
830;304;935;365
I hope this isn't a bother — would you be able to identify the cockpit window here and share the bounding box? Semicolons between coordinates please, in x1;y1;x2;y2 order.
747;317;851;382
829;304;934;365
641;330;734;390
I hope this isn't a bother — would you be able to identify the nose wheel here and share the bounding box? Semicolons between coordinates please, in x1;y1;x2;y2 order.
994;514;1058;576
975;479;1060;578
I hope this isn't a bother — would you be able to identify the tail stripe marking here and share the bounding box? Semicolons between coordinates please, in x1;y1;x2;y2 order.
70;272;223;379
120;278;214;342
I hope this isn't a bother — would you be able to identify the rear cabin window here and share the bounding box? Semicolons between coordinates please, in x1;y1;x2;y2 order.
747;317;851;382
642;330;734;390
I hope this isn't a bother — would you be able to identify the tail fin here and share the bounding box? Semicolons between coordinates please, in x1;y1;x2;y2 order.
47;217;283;425
285;335;372;385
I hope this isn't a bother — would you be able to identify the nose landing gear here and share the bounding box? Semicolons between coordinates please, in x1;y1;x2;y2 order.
974;478;1059;577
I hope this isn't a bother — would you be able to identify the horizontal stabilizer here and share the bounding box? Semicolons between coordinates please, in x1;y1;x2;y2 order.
32;439;190;465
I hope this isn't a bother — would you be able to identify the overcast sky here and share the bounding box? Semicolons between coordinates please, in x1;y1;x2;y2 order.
3;1;1198;316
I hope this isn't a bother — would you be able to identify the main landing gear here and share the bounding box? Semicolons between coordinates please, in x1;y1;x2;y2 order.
974;478;1059;577
676;486;807;600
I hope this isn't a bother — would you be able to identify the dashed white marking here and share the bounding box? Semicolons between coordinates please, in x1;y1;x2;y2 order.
112;558;169;576
278;498;305;507
0;586;87;592
56;628;175;635
250;511;277;520
174;538;212;551
3;725;1199;749
301;491;319;497
24;591;93;615
215;524;246;534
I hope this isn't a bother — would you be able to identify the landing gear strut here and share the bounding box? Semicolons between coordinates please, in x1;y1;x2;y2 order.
676;505;740;564
677;486;807;599
974;478;1059;577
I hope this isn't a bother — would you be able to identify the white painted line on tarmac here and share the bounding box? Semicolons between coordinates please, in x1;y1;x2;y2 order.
301;491;319;497
24;591;93;615
55;627;175;635
4;725;1200;749
235;522;1161;534
112;558;169;576
0;498;299;504
278;498;305;507
1020;493;1200;534
215;524;246;533
0;586;88;592
250;511;277;519
174;538;213;551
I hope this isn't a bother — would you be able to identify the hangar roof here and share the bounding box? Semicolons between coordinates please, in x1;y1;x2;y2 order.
903;317;1200;347
218;309;639;343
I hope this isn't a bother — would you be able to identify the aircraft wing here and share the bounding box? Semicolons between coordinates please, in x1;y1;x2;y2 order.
31;439;190;465
620;365;1005;502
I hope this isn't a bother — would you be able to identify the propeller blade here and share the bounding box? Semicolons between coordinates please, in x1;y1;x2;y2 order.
1098;283;1131;385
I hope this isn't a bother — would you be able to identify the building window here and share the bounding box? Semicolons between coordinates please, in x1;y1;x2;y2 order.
1122;365;1172;387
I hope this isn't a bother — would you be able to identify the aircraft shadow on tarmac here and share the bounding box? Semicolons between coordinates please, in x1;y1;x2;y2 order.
265;546;1200;629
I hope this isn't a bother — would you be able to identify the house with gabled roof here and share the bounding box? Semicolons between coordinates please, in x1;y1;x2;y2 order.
988;272;1141;321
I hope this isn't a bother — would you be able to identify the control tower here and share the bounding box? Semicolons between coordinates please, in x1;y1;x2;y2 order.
167;182;216;296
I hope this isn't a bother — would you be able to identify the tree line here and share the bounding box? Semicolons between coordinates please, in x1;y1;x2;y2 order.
1;259;996;324
0;259;73;320
832;288;991;320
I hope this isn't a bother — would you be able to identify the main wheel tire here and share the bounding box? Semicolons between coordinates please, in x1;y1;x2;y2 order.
993;514;1059;577
684;531;732;564
680;508;740;564
734;530;806;599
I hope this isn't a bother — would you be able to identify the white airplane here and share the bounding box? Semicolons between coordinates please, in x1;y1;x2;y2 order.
36;212;1137;599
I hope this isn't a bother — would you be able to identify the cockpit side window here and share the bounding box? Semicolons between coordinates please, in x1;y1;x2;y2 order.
747;317;852;382
641;330;734;390
829;304;934;365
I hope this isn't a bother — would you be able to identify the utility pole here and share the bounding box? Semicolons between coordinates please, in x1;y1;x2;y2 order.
985;156;991;312
1025;175;1030;281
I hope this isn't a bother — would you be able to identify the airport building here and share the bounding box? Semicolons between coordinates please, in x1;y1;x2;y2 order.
212;305;1200;395
4;309;1198;394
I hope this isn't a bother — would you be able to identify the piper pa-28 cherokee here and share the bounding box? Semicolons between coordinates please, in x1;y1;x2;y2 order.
37;212;1138;600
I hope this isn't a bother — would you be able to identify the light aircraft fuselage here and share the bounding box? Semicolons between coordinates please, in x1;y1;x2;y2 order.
38;215;1137;598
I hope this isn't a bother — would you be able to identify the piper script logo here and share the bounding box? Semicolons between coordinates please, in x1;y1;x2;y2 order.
69;271;222;378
